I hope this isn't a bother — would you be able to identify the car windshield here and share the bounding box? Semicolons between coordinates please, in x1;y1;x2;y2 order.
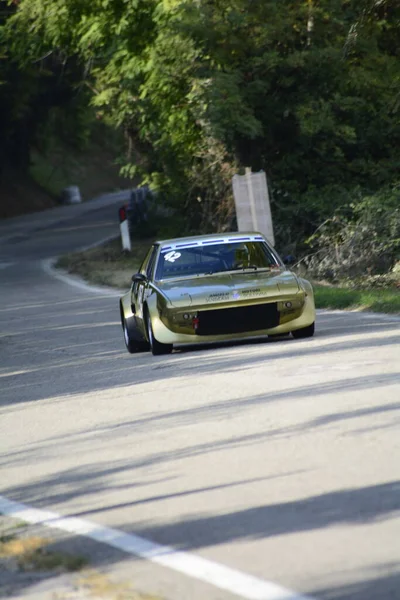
155;241;281;280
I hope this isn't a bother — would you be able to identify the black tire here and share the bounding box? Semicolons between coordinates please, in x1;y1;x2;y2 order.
122;317;149;353
292;322;315;339
120;302;149;353
145;310;173;356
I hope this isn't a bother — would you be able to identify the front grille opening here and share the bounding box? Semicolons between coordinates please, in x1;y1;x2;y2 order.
197;303;279;335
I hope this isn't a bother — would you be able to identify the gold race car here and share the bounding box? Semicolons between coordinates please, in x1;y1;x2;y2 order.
120;232;315;355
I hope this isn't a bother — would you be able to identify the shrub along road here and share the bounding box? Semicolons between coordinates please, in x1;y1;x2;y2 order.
0;200;400;600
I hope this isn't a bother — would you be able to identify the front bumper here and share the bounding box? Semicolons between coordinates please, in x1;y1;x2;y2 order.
150;293;315;345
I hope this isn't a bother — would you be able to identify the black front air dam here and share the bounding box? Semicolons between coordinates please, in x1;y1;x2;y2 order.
196;303;279;335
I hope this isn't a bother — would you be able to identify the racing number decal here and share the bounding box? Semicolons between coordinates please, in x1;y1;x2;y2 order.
164;251;181;263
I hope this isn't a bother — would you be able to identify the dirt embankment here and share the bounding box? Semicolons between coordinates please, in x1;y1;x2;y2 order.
0;172;56;220
0;137;129;220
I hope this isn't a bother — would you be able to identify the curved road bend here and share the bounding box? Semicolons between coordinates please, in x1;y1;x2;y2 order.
0;199;400;600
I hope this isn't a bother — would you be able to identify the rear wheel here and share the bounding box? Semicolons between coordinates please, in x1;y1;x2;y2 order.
292;322;315;339
123;318;149;353
146;310;173;356
120;302;149;353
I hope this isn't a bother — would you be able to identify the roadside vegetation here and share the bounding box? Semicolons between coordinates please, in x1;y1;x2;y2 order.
1;1;399;289
313;284;400;314
0;517;161;599
0;525;87;573
56;239;151;290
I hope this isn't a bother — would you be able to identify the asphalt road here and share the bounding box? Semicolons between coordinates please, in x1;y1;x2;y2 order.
1;198;400;600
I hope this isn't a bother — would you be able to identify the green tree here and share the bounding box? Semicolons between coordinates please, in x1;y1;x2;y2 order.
3;0;400;251
0;0;95;179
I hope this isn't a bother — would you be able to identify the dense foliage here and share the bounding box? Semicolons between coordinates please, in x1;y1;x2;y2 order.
303;184;400;282
0;0;93;174
1;0;399;270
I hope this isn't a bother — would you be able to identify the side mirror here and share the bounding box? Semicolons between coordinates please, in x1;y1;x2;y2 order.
132;273;146;283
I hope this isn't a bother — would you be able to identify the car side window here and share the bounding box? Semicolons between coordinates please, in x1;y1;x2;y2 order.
139;246;155;276
146;246;158;280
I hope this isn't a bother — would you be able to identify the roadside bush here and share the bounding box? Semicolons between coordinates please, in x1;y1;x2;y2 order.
302;185;400;284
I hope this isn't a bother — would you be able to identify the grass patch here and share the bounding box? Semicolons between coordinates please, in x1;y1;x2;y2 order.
56;239;400;314
56;238;153;289
78;570;162;599
0;535;87;572
314;284;400;314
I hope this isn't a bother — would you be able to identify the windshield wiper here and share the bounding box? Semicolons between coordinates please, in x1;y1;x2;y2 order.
195;266;272;276
232;265;259;272
201;266;260;275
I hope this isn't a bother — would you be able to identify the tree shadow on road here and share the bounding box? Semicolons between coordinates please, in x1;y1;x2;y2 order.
125;480;400;550
313;569;400;600
1;374;399;481
1;300;400;598
0;294;399;409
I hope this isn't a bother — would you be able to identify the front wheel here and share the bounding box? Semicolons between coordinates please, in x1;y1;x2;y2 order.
123;318;149;353
292;322;315;339
146;311;173;356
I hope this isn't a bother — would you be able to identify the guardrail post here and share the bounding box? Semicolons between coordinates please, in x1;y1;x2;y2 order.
119;205;131;251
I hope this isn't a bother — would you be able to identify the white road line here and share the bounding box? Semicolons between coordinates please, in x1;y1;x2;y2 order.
40;233;125;296
41;258;121;297
0;495;313;600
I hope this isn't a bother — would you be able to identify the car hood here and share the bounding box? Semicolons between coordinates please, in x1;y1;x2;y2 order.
156;269;300;308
